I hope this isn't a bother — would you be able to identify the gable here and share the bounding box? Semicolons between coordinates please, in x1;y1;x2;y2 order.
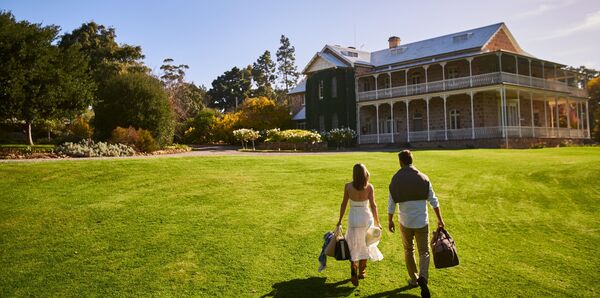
306;56;336;73
483;27;520;53
303;52;348;74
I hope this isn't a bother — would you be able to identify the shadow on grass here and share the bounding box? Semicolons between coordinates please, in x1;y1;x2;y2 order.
364;285;420;298
261;277;354;297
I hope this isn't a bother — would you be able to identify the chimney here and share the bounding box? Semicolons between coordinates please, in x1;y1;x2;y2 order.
388;36;401;49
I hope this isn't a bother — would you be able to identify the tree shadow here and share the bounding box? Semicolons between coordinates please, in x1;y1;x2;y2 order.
363;285;420;298
261;277;355;298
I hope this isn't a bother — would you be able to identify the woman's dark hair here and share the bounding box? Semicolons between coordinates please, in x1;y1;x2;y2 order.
352;163;370;190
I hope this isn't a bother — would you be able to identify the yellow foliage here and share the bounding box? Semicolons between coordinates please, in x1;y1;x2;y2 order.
588;76;600;100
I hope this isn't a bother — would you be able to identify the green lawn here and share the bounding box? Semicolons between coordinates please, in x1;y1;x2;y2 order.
1;148;599;297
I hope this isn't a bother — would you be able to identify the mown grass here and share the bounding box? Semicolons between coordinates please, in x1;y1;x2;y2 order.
0;148;599;297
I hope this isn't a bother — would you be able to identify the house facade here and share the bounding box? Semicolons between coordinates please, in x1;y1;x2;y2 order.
296;23;591;147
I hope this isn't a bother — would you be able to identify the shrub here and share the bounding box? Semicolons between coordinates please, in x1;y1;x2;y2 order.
326;128;357;150
110;126;157;153
56;139;134;157
211;113;240;144
94;72;174;146
233;128;260;150
70;117;93;140
136;129;158;153
182;109;217;144
530;142;546;149
265;129;322;151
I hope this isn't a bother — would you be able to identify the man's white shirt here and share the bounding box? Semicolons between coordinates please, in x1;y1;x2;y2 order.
388;182;439;229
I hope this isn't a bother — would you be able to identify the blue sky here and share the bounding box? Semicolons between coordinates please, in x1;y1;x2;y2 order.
2;0;600;87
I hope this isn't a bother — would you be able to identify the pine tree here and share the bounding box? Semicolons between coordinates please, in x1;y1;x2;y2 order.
252;50;276;98
276;35;299;92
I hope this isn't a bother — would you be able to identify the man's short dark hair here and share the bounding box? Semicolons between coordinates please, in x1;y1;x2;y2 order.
399;150;413;165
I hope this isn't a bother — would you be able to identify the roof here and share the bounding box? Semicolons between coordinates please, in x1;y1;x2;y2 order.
302;23;535;73
292;106;305;121
325;45;372;65
288;78;306;94
370;23;510;66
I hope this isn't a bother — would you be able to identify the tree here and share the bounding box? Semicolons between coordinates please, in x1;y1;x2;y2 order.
237;97;292;131
93;72;174;146
59;22;147;82
276;35;299;92
207;66;252;112
160;58;205;123
565;65;599;82
252;50;276;98
588;75;600;141
0;12;96;145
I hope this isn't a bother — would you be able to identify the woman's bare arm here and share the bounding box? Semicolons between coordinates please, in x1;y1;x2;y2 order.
337;185;350;225
368;185;382;228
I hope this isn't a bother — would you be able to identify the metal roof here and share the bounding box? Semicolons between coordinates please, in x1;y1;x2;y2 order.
292;106;305;121
288;78;306;94
315;23;534;70
369;23;508;66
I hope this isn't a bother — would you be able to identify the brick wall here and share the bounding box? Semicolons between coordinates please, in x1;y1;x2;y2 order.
289;93;304;116
484;28;518;53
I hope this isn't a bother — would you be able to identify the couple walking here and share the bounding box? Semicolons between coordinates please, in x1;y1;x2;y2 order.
336;150;445;297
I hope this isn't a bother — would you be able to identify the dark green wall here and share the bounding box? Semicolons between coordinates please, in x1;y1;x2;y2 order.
305;68;356;132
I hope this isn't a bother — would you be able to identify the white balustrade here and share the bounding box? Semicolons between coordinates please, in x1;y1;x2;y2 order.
357;71;588;102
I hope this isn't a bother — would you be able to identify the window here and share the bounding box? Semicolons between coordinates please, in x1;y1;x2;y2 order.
411;74;421;85
331;77;337;98
297;122;306;129
453;32;473;42
507;103;518;126
341;50;358;57
450;109;461;129
319;115;325;131
390;47;407;55
363;79;372;91
533;111;540;126
318;80;324;100
447;66;459;79
302;94;305;106
413;112;423;131
331;113;339;129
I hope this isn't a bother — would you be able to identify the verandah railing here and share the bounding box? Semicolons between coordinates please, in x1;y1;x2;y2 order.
357;72;588;102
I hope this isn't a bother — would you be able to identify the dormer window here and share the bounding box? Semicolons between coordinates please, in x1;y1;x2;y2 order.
453;32;473;42
391;47;407;55
341;50;358;58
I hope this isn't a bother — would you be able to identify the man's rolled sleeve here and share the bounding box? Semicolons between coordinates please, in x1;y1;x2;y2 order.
428;182;440;208
388;193;397;214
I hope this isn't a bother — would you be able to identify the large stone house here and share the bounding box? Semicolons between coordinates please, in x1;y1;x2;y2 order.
295;23;591;147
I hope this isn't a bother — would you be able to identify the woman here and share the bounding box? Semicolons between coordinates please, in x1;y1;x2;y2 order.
337;163;383;286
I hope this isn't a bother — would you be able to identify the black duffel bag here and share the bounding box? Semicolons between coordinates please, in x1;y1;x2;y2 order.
430;227;459;269
334;232;351;261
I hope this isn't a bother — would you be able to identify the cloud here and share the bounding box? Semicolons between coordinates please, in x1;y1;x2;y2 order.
517;0;577;18
538;10;600;40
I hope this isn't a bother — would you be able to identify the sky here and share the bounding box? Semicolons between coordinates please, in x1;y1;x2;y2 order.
2;0;600;87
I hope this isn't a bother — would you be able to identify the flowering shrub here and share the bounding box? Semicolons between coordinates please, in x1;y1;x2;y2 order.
326;128;357;149
56;139;135;157
232;128;260;150
265;129;322;151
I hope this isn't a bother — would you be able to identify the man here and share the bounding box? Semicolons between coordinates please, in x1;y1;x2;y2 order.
388;150;445;298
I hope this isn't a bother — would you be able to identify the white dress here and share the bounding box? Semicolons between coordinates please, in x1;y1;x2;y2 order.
345;199;384;262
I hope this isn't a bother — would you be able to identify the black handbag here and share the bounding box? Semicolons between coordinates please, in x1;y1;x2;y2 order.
334;227;351;261
430;227;459;269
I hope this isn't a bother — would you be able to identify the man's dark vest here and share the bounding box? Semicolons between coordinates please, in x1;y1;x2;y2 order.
389;165;430;203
